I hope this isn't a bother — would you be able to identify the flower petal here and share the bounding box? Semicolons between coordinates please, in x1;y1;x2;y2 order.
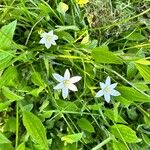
39;38;46;44
95;90;104;97
54;82;63;90
68;83;78;91
105;76;111;86
48;30;53;35
100;82;105;89
51;41;56;45
45;41;51;49
109;83;117;89
62;87;69;99
111;90;120;96
104;93;111;103
52;73;63;82
69;76;82;83
64;69;70;80
54;35;58;40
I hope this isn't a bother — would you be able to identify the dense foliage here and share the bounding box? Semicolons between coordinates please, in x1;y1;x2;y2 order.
0;0;150;150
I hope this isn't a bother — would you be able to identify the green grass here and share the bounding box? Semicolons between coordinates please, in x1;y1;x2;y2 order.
0;0;150;150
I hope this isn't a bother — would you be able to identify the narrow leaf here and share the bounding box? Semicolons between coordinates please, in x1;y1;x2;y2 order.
117;86;150;102
136;64;150;82
2;87;23;101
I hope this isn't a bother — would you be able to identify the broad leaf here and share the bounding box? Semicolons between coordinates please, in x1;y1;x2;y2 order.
110;124;141;143
23;111;48;149
31;72;46;87
61;133;83;144
77;118;95;132
0;66;17;88
0;132;11;144
16;143;25;150
92;46;123;64
0;20;17;50
113;141;128;150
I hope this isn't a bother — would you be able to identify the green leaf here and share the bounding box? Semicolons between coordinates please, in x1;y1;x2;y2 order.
0;66;17;88
117;86;150;102
28;87;44;97
136;64;150;82
110;124;141;143
31;72;46;88
3;117;16;133
56;100;78;111
135;59;150;65
104;109;127;124
113;141;128;150
16;143;25;150
55;25;79;32
2;87;23;101
0;143;14;150
0;132;11;144
0;101;13;112
0;20;17;50
0;52;13;71
92;46;123;64
61;133;83;144
125;32;145;41
127;62;137;78
23;111;48;149
57;2;68;14
77;118;95;133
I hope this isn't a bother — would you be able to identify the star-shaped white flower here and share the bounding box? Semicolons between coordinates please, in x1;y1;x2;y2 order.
39;30;58;49
95;76;120;103
53;69;82;99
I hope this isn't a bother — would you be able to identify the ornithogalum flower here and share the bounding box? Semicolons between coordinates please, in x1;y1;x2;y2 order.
95;76;120;103
39;30;58;49
53;69;82;99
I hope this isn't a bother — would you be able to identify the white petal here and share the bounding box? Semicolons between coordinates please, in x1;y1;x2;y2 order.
111;90;120;96
52;73;63;82
54;83;63;90
53;35;58;40
95;90;104;98
109;83;117;89
45;41;51;49
69;76;82;83
104;93;111;103
105;76;111;86
39;38;46;44
68;83;78;91
100;82;105;89
48;30;53;35
51;40;56;45
62;87;69;99
64;69;70;80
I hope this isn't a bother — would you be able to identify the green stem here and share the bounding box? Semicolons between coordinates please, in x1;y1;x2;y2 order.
91;137;112;150
15;102;19;149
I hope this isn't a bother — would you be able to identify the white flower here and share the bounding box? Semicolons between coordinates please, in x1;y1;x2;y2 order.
53;69;82;99
95;76;120;103
39;30;58;49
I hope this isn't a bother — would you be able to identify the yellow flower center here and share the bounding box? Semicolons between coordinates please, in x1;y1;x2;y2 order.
46;35;52;41
104;86;111;93
63;80;70;86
